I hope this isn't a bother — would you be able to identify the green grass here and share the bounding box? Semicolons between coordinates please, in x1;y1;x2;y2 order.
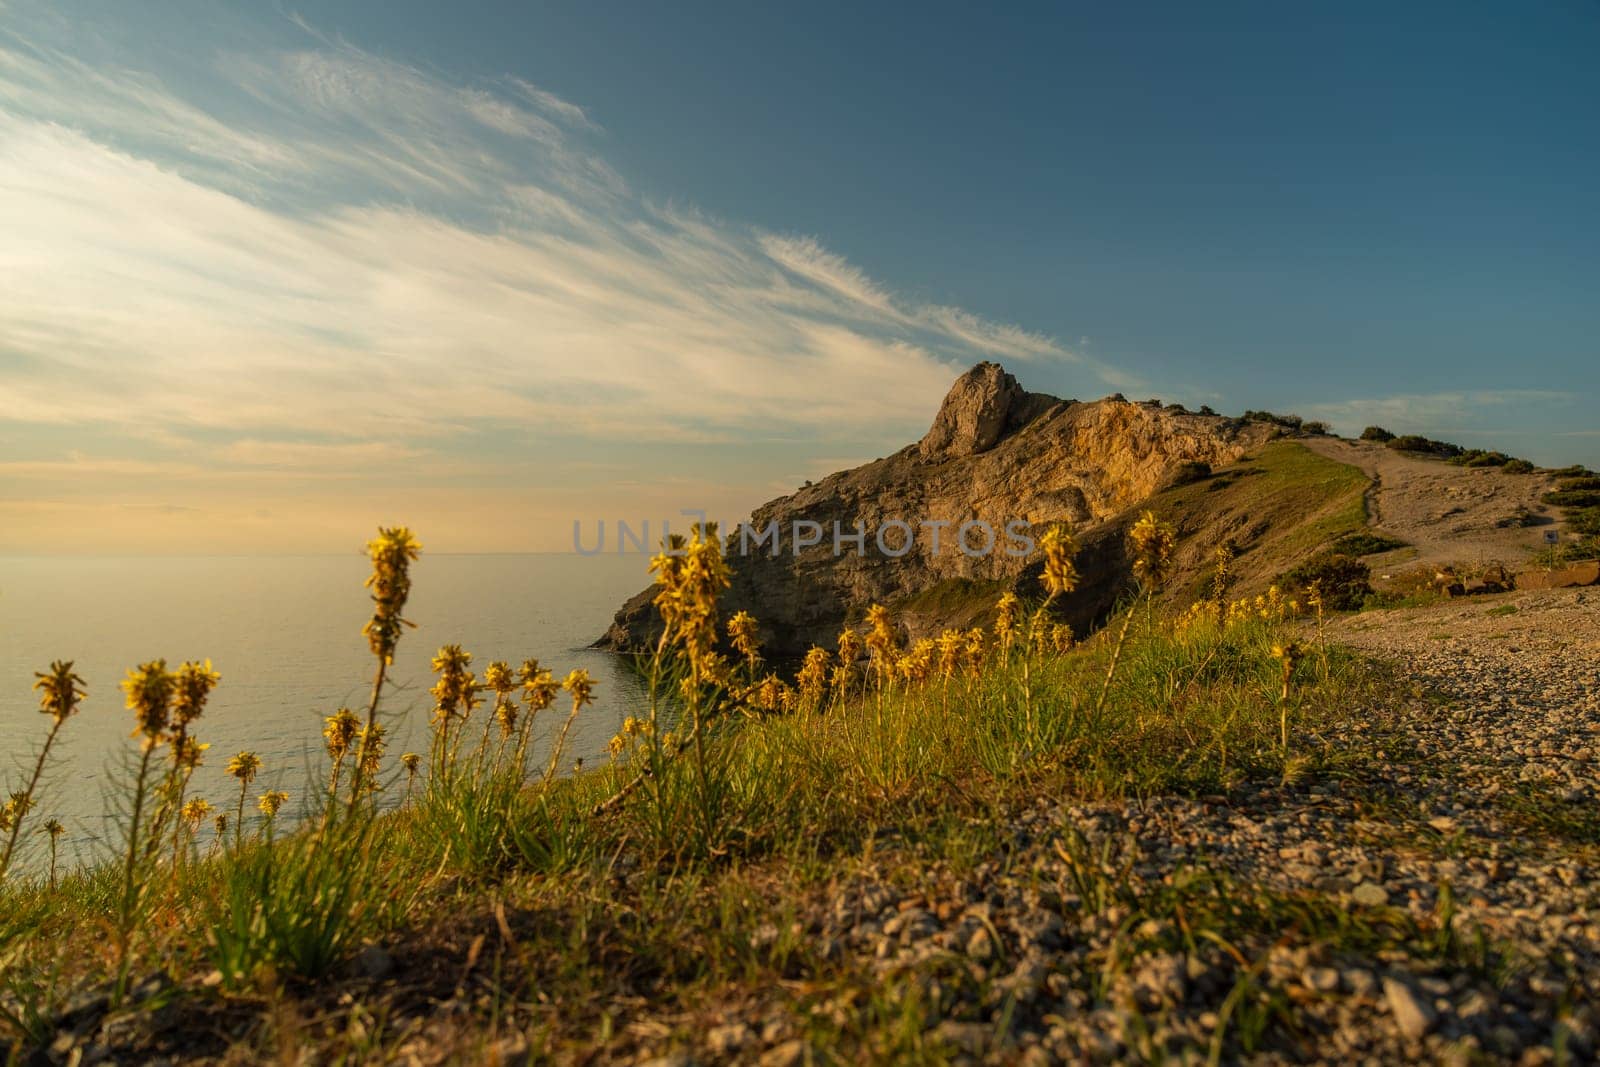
0;587;1379;1062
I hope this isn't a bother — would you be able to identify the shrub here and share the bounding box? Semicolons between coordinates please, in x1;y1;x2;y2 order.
1556;476;1600;492
1331;531;1408;556
1503;459;1535;474
1198;404;1217;416
1302;420;1330;436
1281;552;1372;611
1543;490;1600;509
1550;465;1596;479
1570;508;1600;537
1359;426;1394;442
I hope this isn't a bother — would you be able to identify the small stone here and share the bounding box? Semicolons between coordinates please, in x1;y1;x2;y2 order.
356;945;395;979
1303;966;1340;992
1383;976;1438;1040
759;1040;805;1067
706;1023;753;1056
1352;882;1390;907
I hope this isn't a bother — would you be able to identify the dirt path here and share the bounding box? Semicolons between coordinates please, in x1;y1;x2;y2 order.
1299;437;1560;572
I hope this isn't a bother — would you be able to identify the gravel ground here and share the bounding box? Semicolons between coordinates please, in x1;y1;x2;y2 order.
649;590;1600;1065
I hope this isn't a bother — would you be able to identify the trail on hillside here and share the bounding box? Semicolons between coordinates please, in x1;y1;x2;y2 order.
1299;437;1559;571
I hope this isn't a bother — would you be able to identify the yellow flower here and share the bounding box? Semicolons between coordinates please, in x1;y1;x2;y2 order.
172;736;209;770
1050;622;1075;654
728;610;761;665
797;646;831;707
429;645;478;726
964;627;987;674
401;752;422;776
257;790;289;818
652;525;732;675
994;593;1021;649
357;722;386;776
608;733;627;758
864;604;898;678
1128;511;1177;590
171;659;220;726
323;708;360;761
484;660;516;696
122;660;174;742
362;526;422;665
225;751;261;786
1039;523;1080;598
519;659;558;712
1272;641;1305;666
562;668;596;710
836;627;863;666
33;661;86;725
179;797;213;826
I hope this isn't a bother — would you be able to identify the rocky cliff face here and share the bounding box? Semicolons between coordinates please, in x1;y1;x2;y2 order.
597;362;1278;657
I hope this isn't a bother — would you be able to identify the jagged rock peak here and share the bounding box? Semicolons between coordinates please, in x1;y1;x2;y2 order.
918;361;1051;461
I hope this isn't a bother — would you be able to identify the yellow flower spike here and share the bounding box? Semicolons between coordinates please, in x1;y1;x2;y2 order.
362;526;422;665
728;610;761;666
122;660;174;743
323;708;360;762
400;752;422;775
484;660;516;696
964;627;987;674
797;646;831;708
1128;511;1177;590
257;790;289;818
519;659;559;712
994;593;1021;651
171;659;221;727
179;797;213;826
173;737;209;770
562;668;596;710
1039;523;1081;598
225;751;261;785
357;723;386;777
33;661;86;725
429;644;478;725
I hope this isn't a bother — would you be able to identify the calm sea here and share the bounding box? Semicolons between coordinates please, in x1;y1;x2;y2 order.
0;553;652;868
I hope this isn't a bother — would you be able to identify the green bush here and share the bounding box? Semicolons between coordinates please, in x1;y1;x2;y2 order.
1359;426;1394;442
1550;465;1596;479
1556;476;1600;492
1331;531;1408;556
1569;508;1600;537
1503;459;1535;474
1387;435;1463;458
1543;489;1600;509
1281;552;1373;611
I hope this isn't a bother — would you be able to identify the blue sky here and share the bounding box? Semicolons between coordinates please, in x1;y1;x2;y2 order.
1;1;1596;552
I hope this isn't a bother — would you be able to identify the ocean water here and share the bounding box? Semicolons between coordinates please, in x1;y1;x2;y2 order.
0;553;652;868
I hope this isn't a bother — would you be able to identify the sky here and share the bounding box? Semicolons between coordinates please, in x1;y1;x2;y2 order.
1;0;1596;554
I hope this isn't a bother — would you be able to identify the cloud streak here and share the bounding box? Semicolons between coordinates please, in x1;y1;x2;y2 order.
0;9;1109;551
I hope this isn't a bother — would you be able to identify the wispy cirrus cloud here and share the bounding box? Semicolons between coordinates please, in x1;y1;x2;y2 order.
0;6;1106;550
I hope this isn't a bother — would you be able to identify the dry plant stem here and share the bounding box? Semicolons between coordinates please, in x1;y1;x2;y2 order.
0;716;66;882
346;658;388;808
233;780;248;849
1094;593;1142;720
113;742;159;1004
597;626;674;818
